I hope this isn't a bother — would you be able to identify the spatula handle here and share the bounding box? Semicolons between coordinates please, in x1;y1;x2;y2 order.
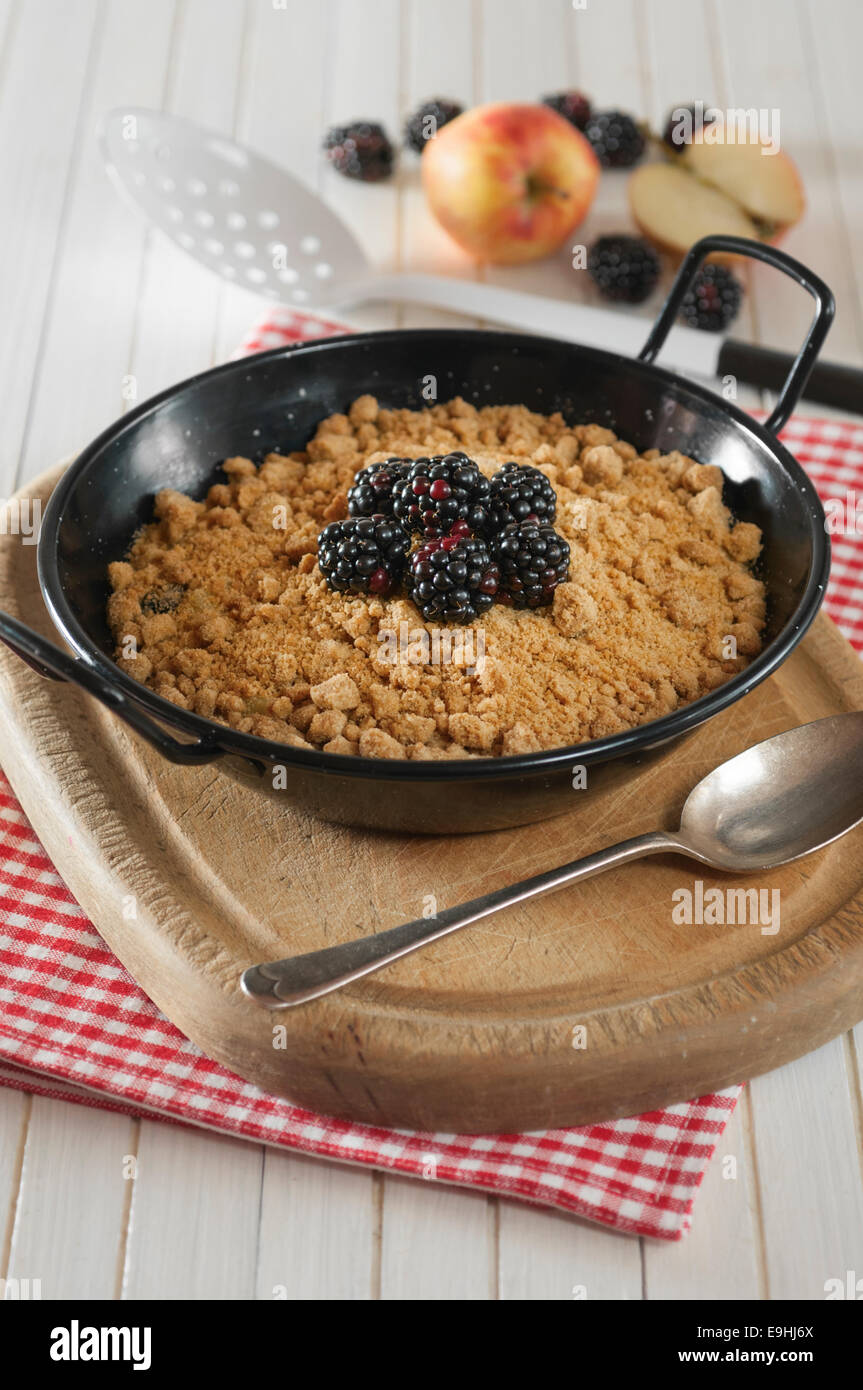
370;252;859;420
241;830;680;1008
370;271;722;378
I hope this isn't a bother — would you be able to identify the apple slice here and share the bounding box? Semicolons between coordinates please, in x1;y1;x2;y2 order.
681;137;805;230
629;163;759;259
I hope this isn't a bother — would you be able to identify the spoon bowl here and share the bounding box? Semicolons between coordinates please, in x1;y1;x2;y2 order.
679;712;863;871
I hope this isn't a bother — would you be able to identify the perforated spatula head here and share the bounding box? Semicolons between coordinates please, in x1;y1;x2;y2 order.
100;107;371;307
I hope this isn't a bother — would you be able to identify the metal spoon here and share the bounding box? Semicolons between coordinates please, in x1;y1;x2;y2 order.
242;713;863;1009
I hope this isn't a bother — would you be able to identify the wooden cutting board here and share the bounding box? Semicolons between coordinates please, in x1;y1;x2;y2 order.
2;464;863;1133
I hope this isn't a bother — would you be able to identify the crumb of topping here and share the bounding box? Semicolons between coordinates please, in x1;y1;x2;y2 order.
308;708;348;742
310;673;361;710
358;727;406;760
581;445;624;488
447;713;497;752
501;722;542;756
682;462;724;493
553;582;600;638
323;735;356;756
687;485;732;538
725;521;762;564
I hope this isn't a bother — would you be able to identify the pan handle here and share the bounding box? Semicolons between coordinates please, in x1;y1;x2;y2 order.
638;234;836;435
0;609;225;766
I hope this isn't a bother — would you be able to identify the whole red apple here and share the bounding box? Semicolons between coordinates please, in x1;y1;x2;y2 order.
422;102;600;265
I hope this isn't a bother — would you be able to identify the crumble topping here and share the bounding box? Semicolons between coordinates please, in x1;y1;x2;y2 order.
107;395;765;759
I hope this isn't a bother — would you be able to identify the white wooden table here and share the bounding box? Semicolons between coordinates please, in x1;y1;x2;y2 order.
1;0;862;1300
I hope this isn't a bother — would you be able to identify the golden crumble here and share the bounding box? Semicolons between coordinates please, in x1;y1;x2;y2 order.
106;395;765;759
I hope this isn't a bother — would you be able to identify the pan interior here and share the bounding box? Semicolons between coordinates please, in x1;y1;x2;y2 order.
44;330;821;672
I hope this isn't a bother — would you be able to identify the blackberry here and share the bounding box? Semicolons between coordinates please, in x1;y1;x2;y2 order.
407;533;499;625
404;98;463;152
679;264;743;332
393;452;491;537
487;463;557;532
322;122;394;182
584;110;645;168
542;91;592;131
587;235;660;304
347;458;410;518
494;521;570;609
317;517;409;597
662;102;716;151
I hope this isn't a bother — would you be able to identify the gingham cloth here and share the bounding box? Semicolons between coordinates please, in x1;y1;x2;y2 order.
0;309;861;1241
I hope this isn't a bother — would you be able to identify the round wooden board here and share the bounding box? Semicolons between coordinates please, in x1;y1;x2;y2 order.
2;465;863;1133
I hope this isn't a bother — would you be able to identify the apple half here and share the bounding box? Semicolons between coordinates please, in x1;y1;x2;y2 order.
629;137;805;259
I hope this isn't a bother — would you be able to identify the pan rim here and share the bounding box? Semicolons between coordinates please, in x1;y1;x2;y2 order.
37;326;830;782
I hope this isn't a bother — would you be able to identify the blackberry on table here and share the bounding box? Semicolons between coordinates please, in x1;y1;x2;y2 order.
404;98;463;152
393;452;492;537
583;110;645;168
494;521;571;609
408;533;499;625
347;458;410;518
317;517;409;597
322;122;394;182
679;264;743;332
487;462;557;532
542;91;592;131
587;235;661;304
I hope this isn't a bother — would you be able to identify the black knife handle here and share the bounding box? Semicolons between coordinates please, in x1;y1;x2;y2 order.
718;339;863;419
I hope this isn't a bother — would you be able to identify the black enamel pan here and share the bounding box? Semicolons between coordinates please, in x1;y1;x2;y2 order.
0;236;834;833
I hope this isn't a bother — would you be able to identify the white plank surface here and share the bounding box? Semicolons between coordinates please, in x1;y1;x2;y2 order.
19;0;177;477
499;1201;643;1301
0;0;862;1301
130;0;248;400
7;1097;133;1299
749;1038;863;1299
122;1119;262;1300
0;0;99;497
644;1099;764;1301
805;0;863;349
380;1176;494;1300
0;1086;27;1274
256;1152;376;1301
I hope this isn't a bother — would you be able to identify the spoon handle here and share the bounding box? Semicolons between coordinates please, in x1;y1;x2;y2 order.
241;830;681;1009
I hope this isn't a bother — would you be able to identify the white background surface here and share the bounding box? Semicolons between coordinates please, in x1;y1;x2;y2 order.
0;0;862;1300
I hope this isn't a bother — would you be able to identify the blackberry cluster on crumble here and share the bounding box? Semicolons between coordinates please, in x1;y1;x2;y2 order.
318;451;571;623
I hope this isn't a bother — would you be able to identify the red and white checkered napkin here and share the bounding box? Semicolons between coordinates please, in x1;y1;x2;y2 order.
1;310;861;1242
